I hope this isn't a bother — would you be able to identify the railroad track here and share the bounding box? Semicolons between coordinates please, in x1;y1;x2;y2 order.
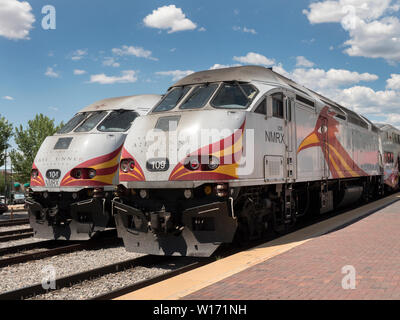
0;219;30;228
0;238;120;268
0;228;34;243
0;194;394;300
0;229;122;268
0;255;188;300
92;259;212;300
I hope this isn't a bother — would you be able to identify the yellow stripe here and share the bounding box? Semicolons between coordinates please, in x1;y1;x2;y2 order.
211;135;243;158
328;144;359;177
171;165;185;178
328;155;344;178
92;152;121;170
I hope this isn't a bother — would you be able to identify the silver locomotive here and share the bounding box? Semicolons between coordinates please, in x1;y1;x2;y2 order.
108;66;396;257
27;94;161;240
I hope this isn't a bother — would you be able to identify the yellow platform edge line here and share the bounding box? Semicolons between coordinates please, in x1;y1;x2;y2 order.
116;193;400;300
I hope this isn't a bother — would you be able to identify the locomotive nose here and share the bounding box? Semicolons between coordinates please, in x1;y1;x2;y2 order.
33;133;124;190
120;110;247;184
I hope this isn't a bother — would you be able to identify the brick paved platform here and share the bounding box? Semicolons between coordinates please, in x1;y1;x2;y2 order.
184;200;400;300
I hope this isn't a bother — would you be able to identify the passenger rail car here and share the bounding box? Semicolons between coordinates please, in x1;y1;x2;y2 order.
375;123;400;190
27;94;161;240
113;66;385;257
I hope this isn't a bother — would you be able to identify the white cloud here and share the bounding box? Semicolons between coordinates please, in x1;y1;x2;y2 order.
303;0;395;24
73;69;86;75
71;49;88;61
89;70;138;84
103;57;120;67
112;45;157;61
386;73;400;90
0;0;35;40
303;0;400;62
143;5;197;33
198;27;206;32
45;67;59;78
290;68;378;91
233;26;257;34
48;106;59;111
155;70;195;81
335;86;400;118
233;52;275;66
2;96;14;100
296;56;315;68
343;17;400;62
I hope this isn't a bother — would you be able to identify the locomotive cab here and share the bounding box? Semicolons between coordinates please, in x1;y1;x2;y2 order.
27;95;161;240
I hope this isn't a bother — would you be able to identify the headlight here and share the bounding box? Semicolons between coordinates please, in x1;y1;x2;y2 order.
121;158;135;173
88;169;96;179
208;156;220;170
187;157;200;170
120;159;130;173
71;169;82;179
129;160;135;171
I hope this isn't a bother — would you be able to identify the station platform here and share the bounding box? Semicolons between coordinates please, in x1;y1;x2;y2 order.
117;193;400;300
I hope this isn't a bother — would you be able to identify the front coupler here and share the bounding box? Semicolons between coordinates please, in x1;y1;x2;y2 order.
26;197;110;240
113;200;238;257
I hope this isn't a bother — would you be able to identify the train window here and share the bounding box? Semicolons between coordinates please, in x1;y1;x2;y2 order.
254;99;267;115
180;84;218;110
272;94;284;119
153;86;191;112
74;111;107;133
57;113;87;134
211;82;258;109
97;110;139;132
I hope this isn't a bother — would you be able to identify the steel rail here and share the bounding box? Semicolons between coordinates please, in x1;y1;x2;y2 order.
0;219;29;227
0;228;33;237
92;258;213;300
0;241;54;256
0;232;34;243
0;255;166;300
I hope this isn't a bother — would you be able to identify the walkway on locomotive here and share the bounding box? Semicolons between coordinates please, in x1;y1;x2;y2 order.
119;66;381;188
31;95;161;192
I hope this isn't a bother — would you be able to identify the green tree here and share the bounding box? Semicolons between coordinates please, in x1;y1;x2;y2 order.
0;172;13;195
0;115;13;167
10;114;63;183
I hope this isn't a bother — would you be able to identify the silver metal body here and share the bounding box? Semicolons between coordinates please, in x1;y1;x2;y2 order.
112;66;391;256
27;94;161;240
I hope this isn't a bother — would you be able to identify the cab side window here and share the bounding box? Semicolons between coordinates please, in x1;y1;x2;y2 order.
272;94;284;119
254;98;267;115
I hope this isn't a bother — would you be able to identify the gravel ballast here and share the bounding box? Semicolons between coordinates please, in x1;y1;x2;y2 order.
0;245;143;293
30;259;193;300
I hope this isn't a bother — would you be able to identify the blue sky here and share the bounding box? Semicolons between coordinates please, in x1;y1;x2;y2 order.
1;0;400;136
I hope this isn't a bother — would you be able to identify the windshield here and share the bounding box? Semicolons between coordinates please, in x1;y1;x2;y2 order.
57;113;87;134
152;86;191;112
180;84;218;110
97;110;139;132
74;111;107;133
211;82;258;109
